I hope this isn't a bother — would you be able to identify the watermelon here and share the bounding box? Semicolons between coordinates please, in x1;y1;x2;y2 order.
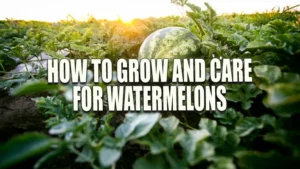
138;27;203;60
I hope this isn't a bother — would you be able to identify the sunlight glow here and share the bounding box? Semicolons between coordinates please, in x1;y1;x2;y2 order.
0;0;299;22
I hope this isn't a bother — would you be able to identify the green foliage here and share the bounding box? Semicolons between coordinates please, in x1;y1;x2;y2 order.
10;79;62;96
0;133;60;169
1;1;300;169
225;83;262;110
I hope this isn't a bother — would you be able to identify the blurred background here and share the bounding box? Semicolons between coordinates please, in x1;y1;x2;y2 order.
0;0;299;22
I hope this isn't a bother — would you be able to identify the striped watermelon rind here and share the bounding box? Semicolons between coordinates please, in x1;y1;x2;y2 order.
138;27;203;60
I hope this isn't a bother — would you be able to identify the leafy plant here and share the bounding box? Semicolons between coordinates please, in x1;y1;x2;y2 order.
0;1;300;169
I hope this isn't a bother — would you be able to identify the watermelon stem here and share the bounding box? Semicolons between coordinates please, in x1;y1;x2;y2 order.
187;13;205;37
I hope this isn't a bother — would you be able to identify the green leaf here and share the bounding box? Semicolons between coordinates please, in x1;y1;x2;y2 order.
10;79;61;96
0;78;27;89
115;123;132;138
208;157;236;169
34;144;66;169
199;118;217;134
75;145;93;163
0;133;59;169
199;118;228;146
260;114;276;128
49;121;75;135
192;141;215;165
262;82;300;117
214;108;243;126
254;65;282;84
150;139;166;154
226;132;240;147
143;126;184;155
70;43;94;54
246;40;278;51
165;150;187;169
186;2;202;13
268;19;294;34
235;117;264;137
99;147;121;167
279;72;300;83
133;155;169;169
159;116;180;133
264;129;300;152
225;84;262;110
214;126;228;146
180;130;211;165
102;136;126;149
227;33;248;49
252;52;281;65
115;113;161;140
180;129;210;153
44;49;66;59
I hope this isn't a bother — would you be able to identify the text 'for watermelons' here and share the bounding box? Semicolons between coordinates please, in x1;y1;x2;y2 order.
47;58;252;112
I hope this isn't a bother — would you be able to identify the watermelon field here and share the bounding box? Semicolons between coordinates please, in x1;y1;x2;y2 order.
0;1;300;169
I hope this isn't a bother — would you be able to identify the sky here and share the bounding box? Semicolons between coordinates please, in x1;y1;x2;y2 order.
0;0;299;22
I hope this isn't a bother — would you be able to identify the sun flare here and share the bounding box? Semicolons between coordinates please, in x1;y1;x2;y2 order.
0;0;299;22
118;15;133;23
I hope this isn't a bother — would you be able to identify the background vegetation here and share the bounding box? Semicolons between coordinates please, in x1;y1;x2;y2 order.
0;1;300;169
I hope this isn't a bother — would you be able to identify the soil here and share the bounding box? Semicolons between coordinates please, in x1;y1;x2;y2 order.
0;94;46;143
